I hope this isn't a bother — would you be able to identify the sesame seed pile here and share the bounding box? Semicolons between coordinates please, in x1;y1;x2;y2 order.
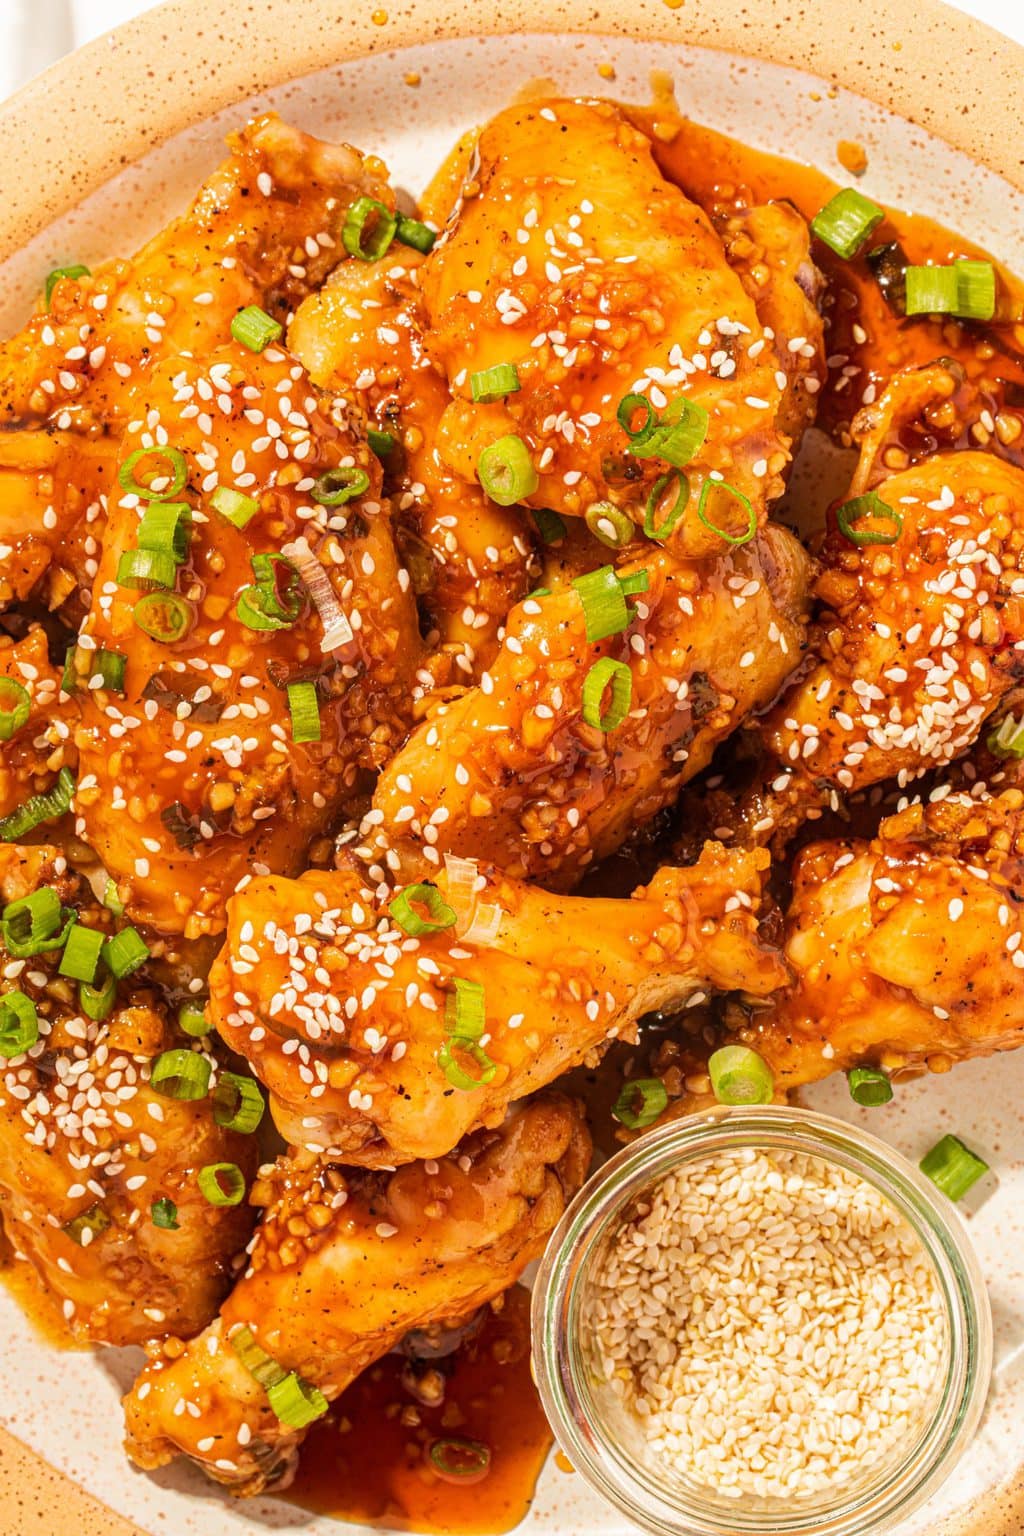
591;1148;946;1502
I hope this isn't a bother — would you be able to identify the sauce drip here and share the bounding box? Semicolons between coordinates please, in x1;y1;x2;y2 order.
285;1286;552;1533
631;104;1024;461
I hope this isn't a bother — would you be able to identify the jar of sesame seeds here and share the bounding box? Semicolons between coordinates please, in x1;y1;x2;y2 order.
531;1105;991;1536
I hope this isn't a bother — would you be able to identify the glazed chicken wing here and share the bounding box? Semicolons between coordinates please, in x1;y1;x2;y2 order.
717;787;1024;1093
0;115;392;614
422;98;793;555
0;846;256;1344
694;366;1024;852
123;1094;590;1493
71;342;421;936
207;843;786;1163
289;247;534;674
367;526;808;888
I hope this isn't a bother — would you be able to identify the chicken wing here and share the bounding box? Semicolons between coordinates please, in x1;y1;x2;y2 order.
207;842;786;1164
123;1094;590;1493
289;247;534;673
0;115;391;611
422;98;792;555
715;786;1024;1094
71;341;421;936
367;525;808;889
689;367;1024;855
0;845;257;1344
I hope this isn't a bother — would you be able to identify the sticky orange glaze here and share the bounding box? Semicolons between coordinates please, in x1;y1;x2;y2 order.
632;106;1024;452
286;1286;552;1534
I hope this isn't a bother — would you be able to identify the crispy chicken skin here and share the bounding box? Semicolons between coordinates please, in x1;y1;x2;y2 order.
123;1095;590;1492
208;846;786;1164
712;788;1024;1093
71;343;421;937
0;846;256;1344
367;525;809;888
717;201;826;448
422;98;791;554
289;248;534;673
0;115;391;613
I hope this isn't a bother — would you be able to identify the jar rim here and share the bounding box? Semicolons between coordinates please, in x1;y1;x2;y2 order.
531;1104;993;1536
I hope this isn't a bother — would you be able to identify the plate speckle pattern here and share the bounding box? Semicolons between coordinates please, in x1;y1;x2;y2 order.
0;16;1023;1536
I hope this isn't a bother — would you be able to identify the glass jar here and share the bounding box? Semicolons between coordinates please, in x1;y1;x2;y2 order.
532;1104;992;1536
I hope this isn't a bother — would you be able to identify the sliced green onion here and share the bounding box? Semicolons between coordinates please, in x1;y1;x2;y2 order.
445;979;485;1041
617;570;649;598
151;1197;180;1230
428;1437;492;1483
89;649;126;693
905;264;959;316
952;258;997;321
287;681;321;744
629;398;709;470
230;304;283;352
919;1134;989;1201
585;502;633;550
236;586;295;632
571;565;629;643
250;553;302;618
835;492;903;547
117;446;188;502
368;428;396;458
582;657;632;732
905;261;996;322
532;508;565;545
987;713;1024;759
810;188;885;260
343;196;398;262
696;478;756;546
1;889;62;954
45;264;90;305
311;466;371;506
197;1162;247;1206
116;548;178;592
389;883;457;937
0;678;31;742
612;1077;668;1130
478;435;538;507
213;1071;266;1135
102;878;124;917
395;214;436;254
617;393;656;440
79;967;117;1022
179;1001;209;1037
0;767;75;843
58;924;105;984
266;1373;329;1428
102;926;150;979
470;364;521;403
63;1204;110;1246
133;592;193;642
211;485;260;529
847;1066;894;1107
231;1324;289;1390
708;1044;774;1106
151;1048;211;1100
0;990;38;1057
438;1036;498;1091
137;501;192;562
644;470;689;542
61;644;80;696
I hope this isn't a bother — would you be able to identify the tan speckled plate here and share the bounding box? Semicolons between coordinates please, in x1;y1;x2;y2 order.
1;1;1024;1533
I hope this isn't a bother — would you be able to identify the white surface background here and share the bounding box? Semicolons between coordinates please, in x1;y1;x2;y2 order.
0;0;1022;99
